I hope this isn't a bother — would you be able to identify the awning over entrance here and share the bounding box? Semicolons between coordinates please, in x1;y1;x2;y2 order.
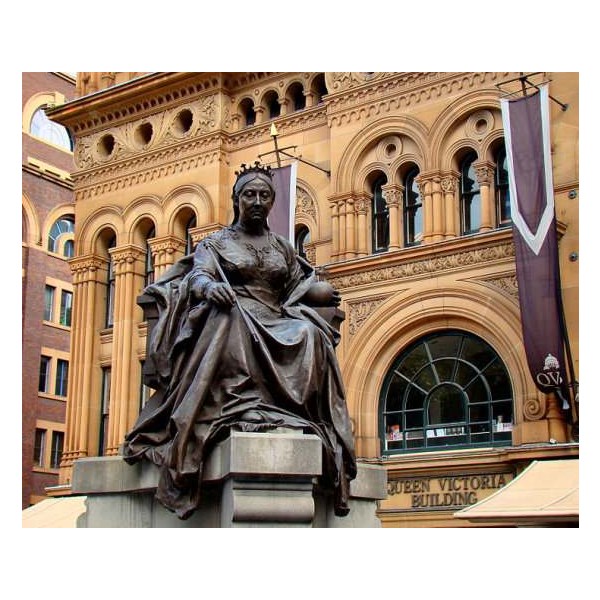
454;459;578;526
22;496;87;528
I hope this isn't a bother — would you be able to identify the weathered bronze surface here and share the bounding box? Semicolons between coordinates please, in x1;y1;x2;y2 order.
123;164;357;519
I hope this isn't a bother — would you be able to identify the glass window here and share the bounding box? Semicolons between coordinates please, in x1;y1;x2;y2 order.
44;285;55;321
99;367;111;456
38;355;51;393
381;330;514;453
47;216;75;254
372;176;389;253
50;431;64;469
295;225;310;260
495;145;511;227
106;236;116;327
55;359;69;397
145;227;155;287
186;215;197;255
30;106;73;151
59;290;72;326
265;91;280;119
460;152;481;235
403;168;423;246
33;429;46;467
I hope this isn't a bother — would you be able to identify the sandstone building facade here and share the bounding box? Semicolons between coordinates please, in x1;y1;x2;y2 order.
47;72;579;526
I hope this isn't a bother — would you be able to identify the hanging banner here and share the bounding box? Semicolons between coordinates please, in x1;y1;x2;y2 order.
500;84;569;404
269;163;297;242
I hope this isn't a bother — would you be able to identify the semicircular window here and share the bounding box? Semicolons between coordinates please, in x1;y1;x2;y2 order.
30;106;73;151
381;330;514;453
47;216;75;255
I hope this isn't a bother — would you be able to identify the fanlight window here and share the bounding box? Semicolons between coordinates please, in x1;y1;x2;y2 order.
381;330;514;453
48;216;75;255
30;106;73;151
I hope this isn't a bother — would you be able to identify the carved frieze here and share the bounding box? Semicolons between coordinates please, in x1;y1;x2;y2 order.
476;273;519;301
328;242;515;291
74;95;218;169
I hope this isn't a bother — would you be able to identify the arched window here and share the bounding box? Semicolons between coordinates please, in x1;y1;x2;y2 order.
47;215;75;255
403;168;423;247
185;215;197;255
295;225;310;260
495;144;511;227
105;236;116;328
30;106;73;151
240;98;256;127
460;152;481;235
288;82;306;112
372;176;389;253
264;90;280;119
145;227;156;287
380;330;514;453
311;74;327;105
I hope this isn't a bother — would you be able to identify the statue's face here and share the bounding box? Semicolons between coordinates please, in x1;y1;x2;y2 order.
237;177;274;227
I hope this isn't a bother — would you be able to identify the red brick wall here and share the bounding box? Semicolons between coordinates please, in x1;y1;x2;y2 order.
22;72;75;507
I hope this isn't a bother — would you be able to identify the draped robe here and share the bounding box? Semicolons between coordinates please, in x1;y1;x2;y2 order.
123;226;357;519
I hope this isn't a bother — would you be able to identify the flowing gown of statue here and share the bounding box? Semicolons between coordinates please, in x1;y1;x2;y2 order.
123;226;357;519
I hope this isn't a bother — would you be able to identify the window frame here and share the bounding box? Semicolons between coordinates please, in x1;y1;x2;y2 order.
380;330;514;455
460;152;482;235
372;176;389;253
403;167;423;247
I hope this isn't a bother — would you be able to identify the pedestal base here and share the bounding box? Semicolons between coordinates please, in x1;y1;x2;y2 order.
71;430;386;528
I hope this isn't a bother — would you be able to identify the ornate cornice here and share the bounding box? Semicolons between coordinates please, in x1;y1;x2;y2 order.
327;236;515;291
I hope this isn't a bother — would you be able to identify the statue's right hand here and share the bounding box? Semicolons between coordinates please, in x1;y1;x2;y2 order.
205;282;236;308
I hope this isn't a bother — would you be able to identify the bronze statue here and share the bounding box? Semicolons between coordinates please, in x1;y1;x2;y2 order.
123;163;356;519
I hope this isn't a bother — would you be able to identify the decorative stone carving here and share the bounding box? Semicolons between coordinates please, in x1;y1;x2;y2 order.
295;186;317;219
477;274;519;301
347;294;393;336
523;393;547;421
329;242;515;291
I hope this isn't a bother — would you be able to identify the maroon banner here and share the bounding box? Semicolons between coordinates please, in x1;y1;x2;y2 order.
501;85;570;405
268;164;297;242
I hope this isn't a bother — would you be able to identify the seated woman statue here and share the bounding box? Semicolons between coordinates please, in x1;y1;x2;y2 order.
124;162;357;520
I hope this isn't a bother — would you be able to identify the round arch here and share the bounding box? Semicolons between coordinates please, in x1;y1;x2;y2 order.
335;115;430;193
122;195;162;243
164;184;213;232
429;89;503;170
342;280;534;456
77;206;124;255
42;204;75;252
22;192;41;246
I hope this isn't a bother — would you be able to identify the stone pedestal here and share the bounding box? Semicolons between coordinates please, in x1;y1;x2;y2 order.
71;429;386;528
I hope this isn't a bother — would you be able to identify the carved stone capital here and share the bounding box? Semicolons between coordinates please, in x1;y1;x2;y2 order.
381;184;403;208
109;244;146;272
474;161;495;186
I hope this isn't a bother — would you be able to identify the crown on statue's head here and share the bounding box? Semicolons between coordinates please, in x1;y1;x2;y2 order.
235;161;273;179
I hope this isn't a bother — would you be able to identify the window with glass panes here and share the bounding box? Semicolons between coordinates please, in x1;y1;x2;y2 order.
50;431;64;468
460;152;481;234
44;285;55;321
33;429;46;467
372;176;389;253
381;330;514;453
495;145;511;227
59;290;72;326
55;359;69;397
39;355;51;393
403;168;423;246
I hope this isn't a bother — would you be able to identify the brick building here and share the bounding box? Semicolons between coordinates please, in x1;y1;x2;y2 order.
22;72;76;507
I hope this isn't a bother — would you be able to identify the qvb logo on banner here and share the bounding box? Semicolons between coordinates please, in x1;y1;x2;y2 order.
500;85;569;404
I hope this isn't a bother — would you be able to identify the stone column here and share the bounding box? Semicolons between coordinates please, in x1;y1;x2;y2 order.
105;245;146;456
338;199;347;258
355;195;369;257
329;198;340;260
475;161;495;232
254;106;266;125
60;255;106;483
441;172;459;239
345;197;355;259
148;235;186;280
382;183;403;250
